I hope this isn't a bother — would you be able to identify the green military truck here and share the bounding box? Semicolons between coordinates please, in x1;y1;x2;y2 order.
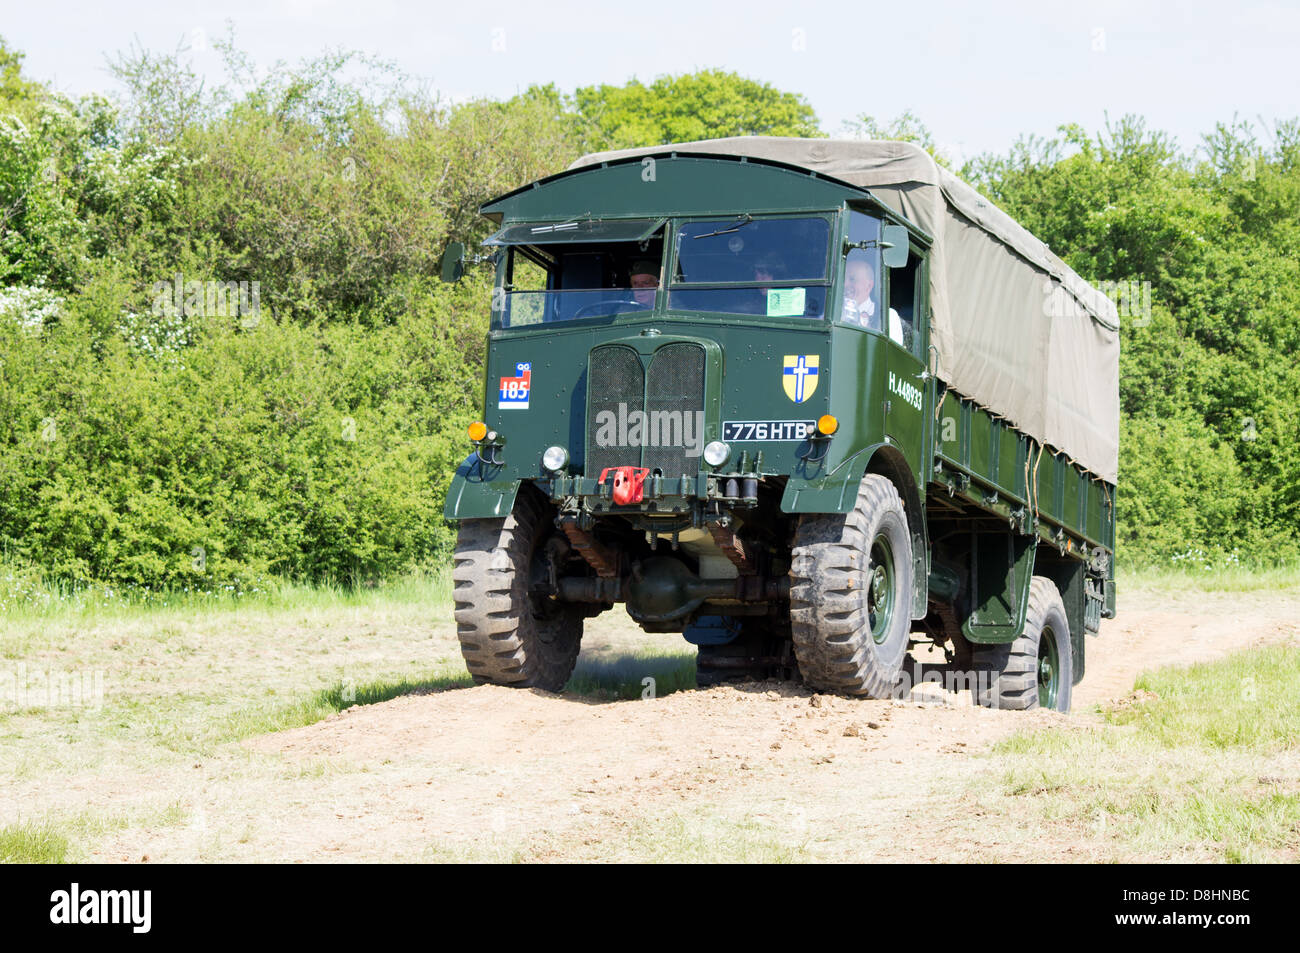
440;138;1118;712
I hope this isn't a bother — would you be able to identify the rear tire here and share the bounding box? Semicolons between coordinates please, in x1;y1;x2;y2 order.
971;575;1072;711
452;489;583;692
789;474;913;697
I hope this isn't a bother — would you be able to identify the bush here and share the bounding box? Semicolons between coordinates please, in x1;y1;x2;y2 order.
0;277;489;588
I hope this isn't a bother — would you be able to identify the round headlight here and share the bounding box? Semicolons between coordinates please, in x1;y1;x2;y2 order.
468;421;487;441
703;441;731;468
542;445;569;472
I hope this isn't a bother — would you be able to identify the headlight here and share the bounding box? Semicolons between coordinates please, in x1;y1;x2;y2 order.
542;445;569;472
703;441;731;467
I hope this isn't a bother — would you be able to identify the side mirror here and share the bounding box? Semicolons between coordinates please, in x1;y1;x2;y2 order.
440;242;465;283
882;225;910;269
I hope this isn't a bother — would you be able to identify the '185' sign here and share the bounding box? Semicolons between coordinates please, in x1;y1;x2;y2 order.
498;362;531;409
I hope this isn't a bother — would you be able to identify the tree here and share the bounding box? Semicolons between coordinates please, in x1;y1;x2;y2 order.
966;113;1300;562
574;69;822;150
0;36;42;107
840;109;952;167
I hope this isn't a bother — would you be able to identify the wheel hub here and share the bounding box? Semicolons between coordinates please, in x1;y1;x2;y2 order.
1037;625;1060;709
866;535;894;644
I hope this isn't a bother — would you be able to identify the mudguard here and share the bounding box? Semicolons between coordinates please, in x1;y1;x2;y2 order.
779;445;882;514
443;454;521;519
781;443;929;621
961;534;1037;645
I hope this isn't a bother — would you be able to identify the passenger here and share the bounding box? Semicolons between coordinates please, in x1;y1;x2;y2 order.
843;256;905;344
629;260;659;309
843;257;882;331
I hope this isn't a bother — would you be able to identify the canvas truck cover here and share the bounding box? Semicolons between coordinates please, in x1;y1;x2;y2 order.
568;138;1120;484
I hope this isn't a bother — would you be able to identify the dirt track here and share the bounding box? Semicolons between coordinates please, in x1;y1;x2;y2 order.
76;587;1299;863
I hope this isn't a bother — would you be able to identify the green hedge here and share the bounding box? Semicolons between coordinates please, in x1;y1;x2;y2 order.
0;277;488;588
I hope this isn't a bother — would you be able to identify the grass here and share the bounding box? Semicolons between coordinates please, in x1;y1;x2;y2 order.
212;670;477;745
0;559;704;861
5;554;1297;862
0;554;455;622
0;565;470;860
1110;643;1300;749
584;811;811;862
1119;559;1300;594
418;810;811;863
566;650;698;700
983;641;1300;862
0;821;69;863
0;801;193;863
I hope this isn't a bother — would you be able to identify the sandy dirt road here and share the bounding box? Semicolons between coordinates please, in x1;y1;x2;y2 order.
86;588;1297;863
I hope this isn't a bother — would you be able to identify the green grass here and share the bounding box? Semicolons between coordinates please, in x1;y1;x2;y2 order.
589;811;811;862
214;670;476;743
1110;644;1300;749
0;821;70;863
566;650;698;700
0;554;454;622
0;802;192;864
1119;559;1300;594
985;641;1300;862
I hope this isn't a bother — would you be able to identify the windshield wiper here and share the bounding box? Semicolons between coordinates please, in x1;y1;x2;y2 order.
691;214;753;239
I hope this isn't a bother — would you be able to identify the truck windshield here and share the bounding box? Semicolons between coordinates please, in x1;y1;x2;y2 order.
670;216;831;319
493;230;666;329
490;214;832;328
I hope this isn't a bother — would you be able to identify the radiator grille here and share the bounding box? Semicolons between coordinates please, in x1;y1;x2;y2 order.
644;343;706;477
586;342;707;480
586;344;645;477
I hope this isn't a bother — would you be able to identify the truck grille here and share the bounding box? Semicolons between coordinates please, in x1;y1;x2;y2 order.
644;343;705;477
586;342;706;479
586;344;645;477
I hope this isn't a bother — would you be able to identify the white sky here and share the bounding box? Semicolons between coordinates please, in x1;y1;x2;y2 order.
3;0;1297;163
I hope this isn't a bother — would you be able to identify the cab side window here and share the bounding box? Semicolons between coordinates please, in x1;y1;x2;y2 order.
838;212;883;330
886;253;919;355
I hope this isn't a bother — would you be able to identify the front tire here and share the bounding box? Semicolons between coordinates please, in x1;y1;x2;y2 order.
971;576;1072;711
789;474;914;697
452;489;583;692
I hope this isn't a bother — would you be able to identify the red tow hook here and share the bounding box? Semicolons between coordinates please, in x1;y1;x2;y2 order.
599;466;651;505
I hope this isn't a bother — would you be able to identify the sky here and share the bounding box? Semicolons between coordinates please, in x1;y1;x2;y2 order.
3;0;1297;164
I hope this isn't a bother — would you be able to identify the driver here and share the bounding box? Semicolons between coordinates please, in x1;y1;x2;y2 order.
629;260;660;309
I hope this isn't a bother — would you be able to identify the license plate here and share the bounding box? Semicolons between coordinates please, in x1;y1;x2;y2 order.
722;420;814;441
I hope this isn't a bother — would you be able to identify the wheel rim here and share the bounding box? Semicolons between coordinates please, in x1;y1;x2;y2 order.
866;534;895;644
1038;625;1060;709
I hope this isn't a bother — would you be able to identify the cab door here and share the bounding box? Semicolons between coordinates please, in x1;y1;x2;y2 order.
836;211;886;445
881;247;929;488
